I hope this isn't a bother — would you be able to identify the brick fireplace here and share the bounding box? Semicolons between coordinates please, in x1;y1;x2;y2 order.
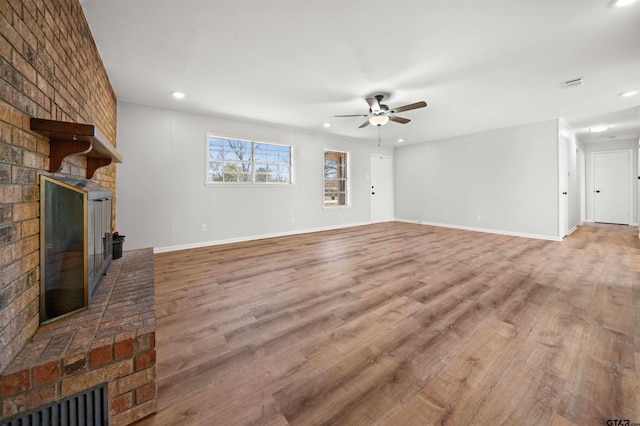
0;0;157;424
1;249;156;425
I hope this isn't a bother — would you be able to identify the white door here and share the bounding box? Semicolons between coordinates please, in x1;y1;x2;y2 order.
594;150;630;225
578;148;586;224
568;146;578;232
559;136;569;237
370;155;393;223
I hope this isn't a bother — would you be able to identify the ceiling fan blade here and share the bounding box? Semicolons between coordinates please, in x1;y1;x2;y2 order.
391;101;427;114
389;115;410;124
358;120;371;128
335;114;370;117
366;97;381;112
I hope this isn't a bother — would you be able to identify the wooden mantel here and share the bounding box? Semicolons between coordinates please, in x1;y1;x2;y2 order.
30;118;123;179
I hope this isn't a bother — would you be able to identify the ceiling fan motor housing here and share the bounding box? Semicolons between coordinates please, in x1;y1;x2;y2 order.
370;104;389;115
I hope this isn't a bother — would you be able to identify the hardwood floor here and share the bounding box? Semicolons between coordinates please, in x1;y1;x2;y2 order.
135;222;639;426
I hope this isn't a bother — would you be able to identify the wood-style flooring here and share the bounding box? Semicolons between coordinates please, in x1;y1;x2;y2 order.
135;222;640;426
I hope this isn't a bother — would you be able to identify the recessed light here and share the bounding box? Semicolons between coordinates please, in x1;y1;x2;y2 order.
613;0;637;6
397;139;404;143
323;123;331;128
172;91;186;99
620;90;638;97
588;125;610;133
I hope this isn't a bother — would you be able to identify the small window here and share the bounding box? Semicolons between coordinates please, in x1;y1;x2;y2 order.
207;135;292;184
324;150;349;207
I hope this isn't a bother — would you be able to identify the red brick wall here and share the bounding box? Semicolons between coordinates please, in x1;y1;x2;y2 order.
1;249;156;425
0;0;117;370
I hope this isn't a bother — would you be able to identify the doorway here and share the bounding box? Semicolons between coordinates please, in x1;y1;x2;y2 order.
559;135;570;237
370;155;393;223
578;148;586;224
593;150;631;225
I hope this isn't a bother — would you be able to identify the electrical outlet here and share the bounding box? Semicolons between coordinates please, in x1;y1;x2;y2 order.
290;216;295;224
201;224;207;232
476;214;481;221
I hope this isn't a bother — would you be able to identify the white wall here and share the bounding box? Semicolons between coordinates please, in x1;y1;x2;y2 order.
116;102;392;251
581;138;639;225
394;119;560;239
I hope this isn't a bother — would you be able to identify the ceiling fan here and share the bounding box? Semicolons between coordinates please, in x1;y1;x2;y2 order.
335;94;427;128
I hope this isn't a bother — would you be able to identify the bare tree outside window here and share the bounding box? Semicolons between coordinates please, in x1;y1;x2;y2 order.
324;150;348;207
207;136;292;184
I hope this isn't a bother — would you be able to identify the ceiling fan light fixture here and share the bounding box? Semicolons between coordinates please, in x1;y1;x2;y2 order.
335;95;426;129
369;115;389;126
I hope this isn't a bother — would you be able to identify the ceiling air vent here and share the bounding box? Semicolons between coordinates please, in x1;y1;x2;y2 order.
562;77;585;88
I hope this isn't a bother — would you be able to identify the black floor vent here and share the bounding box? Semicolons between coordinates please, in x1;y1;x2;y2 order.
1;383;108;426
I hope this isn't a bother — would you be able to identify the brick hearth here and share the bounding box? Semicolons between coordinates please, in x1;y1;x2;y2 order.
0;249;156;426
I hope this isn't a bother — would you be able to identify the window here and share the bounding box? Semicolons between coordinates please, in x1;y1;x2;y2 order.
206;135;292;184
324;150;348;207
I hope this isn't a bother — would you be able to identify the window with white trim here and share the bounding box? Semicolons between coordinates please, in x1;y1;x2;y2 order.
324;149;349;207
206;135;292;184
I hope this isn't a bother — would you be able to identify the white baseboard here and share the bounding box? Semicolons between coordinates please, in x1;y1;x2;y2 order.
154;218;634;253
567;226;577;236
394;218;562;242
153;221;372;253
582;219;638;226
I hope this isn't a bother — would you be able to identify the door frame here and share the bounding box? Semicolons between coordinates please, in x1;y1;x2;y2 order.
578;147;586;224
559;134;570;237
591;149;633;225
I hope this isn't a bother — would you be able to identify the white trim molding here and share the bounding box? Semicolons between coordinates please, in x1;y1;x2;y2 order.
154;221;372;253
394;219;563;241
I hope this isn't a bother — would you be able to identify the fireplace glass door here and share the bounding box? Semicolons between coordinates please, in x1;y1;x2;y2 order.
40;176;88;323
88;196;112;297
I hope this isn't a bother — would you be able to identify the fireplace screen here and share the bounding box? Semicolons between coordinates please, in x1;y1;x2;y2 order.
40;176;88;323
40;176;114;323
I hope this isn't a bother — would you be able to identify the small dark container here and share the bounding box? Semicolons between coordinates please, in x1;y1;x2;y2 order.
113;235;126;259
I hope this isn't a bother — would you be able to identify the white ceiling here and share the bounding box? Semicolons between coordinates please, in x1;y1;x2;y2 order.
81;0;640;147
